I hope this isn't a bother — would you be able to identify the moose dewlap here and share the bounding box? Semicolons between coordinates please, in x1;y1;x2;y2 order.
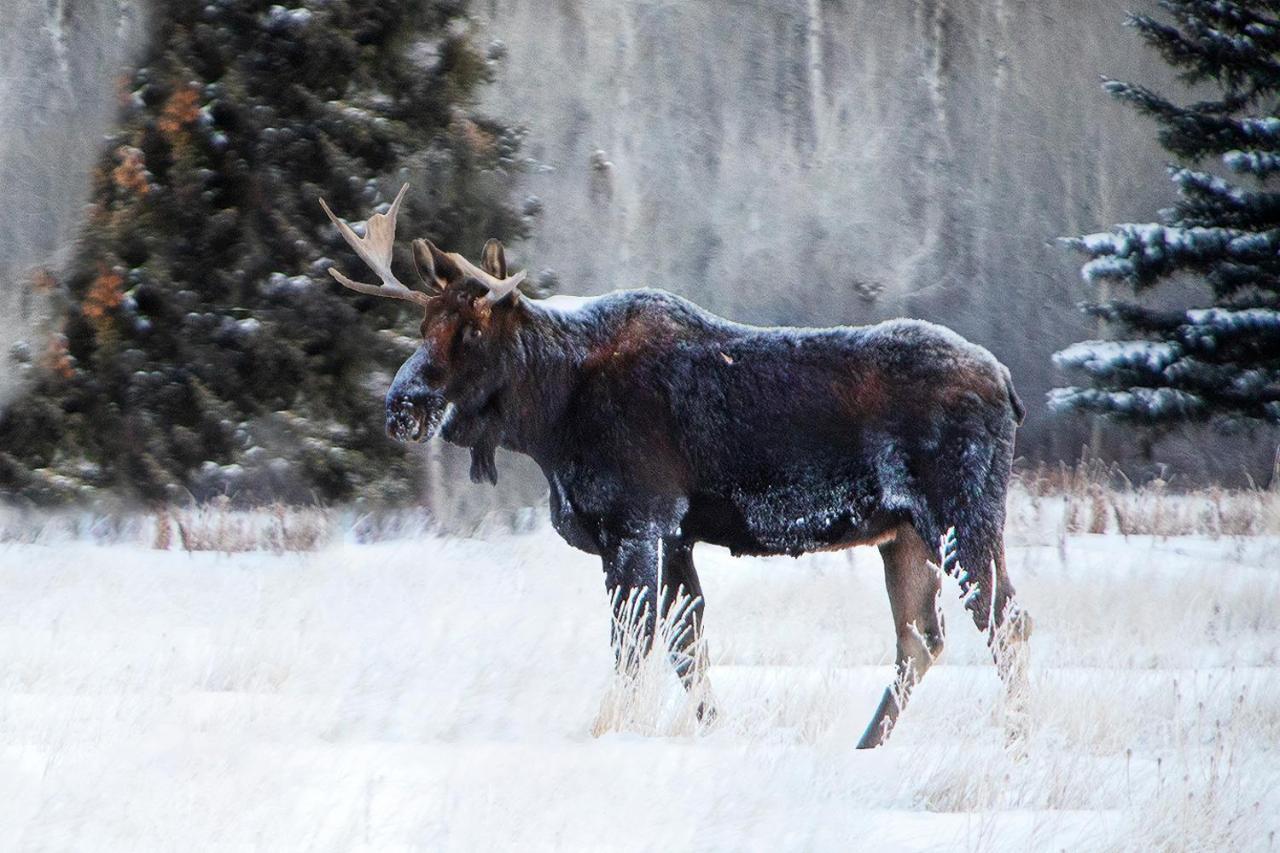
319;184;1033;747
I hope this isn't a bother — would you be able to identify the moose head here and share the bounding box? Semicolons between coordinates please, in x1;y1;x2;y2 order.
319;184;532;484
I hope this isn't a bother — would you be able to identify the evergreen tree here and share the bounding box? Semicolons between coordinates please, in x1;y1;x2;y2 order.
0;0;526;505
1053;1;1280;427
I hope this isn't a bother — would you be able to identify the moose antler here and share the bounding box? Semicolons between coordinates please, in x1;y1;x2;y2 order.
320;182;528;304
319;183;437;307
449;252;527;303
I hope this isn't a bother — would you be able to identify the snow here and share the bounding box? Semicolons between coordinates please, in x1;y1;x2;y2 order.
1079;254;1134;281
1227;230;1280;255
1185;306;1280;335
1224;149;1280;176
1;516;1277;850
1052;339;1181;375
262;5;313;33
1170;166;1249;204
1073;220;1280;283
528;293;604;317
262;272;313;297
1047;385;1206;417
1237;116;1280;142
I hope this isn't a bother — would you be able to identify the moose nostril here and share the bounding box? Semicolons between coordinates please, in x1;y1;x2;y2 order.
385;382;445;444
385;396;421;440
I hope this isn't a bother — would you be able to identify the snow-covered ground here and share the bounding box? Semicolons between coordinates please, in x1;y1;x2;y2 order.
1;514;1278;851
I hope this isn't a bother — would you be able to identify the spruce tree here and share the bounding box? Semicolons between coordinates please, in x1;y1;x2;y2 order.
0;0;526;505
1053;1;1280;427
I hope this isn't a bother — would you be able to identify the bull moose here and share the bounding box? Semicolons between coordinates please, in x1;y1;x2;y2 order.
320;185;1032;748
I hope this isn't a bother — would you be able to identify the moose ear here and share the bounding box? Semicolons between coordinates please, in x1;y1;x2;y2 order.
480;238;507;279
413;238;462;289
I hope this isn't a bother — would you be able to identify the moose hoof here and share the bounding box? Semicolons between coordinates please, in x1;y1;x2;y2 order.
1007;608;1034;641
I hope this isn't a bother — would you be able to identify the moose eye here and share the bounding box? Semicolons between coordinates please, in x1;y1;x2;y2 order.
455;324;481;349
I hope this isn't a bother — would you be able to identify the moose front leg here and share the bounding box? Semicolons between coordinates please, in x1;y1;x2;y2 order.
591;532;663;737
662;541;717;721
468;438;499;485
601;536;661;677
600;535;717;723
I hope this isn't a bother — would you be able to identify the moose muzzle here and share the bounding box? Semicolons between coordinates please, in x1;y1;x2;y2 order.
385;346;447;443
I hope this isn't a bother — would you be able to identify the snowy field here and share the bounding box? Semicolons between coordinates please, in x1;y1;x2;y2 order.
1;498;1278;851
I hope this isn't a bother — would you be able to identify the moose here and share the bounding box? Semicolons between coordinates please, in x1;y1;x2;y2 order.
320;185;1032;747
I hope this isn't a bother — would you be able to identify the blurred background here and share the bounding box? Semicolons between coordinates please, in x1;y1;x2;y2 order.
2;0;1277;522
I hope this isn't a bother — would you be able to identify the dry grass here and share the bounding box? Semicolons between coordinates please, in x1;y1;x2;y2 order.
2;457;1278;550
160;500;332;554
590;590;708;739
0;503;335;552
1011;457;1280;541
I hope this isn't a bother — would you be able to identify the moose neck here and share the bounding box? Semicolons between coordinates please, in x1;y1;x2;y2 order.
488;296;593;465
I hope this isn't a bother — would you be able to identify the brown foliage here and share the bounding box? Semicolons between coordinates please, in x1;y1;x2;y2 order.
453;117;496;158
115;73;134;108
153;512;173;550
158;86;200;141
41;335;74;380
31;268;58;292
111;145;150;196
84;262;125;323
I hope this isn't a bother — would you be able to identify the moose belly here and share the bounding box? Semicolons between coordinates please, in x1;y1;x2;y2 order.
682;475;903;558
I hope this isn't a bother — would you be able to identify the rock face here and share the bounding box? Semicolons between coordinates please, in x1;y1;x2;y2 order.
0;0;148;407
475;0;1179;459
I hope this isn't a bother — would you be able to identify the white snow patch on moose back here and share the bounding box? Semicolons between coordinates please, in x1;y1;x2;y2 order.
532;293;605;317
1;524;1277;850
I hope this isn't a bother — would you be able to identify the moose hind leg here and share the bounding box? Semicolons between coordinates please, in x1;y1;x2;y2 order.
661;542;717;721
987;542;1033;734
952;530;1033;744
857;527;945;749
953;534;1032;673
